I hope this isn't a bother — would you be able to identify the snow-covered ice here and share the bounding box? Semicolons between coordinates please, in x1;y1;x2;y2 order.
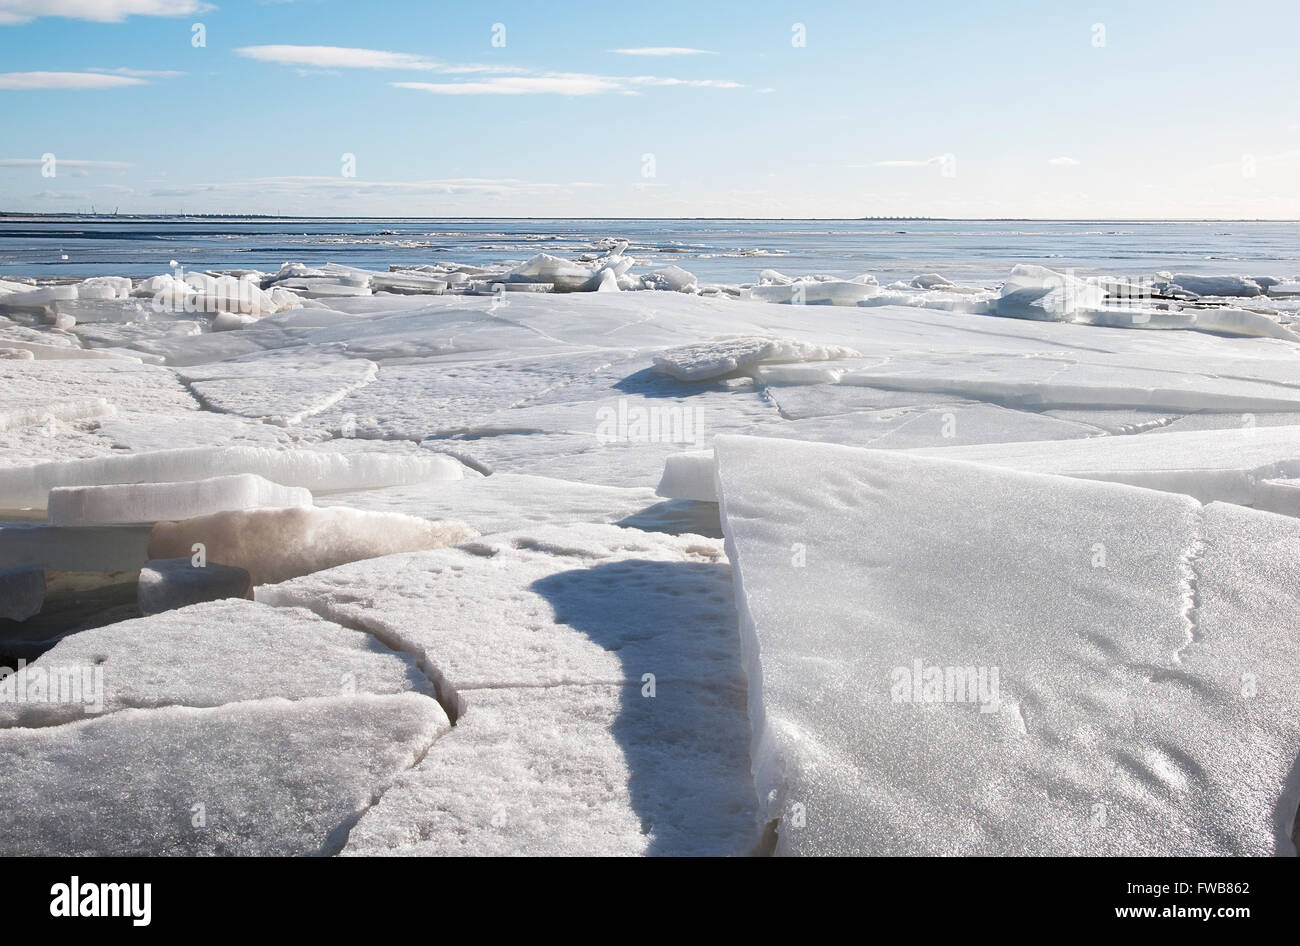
714;435;1300;855
0;694;447;856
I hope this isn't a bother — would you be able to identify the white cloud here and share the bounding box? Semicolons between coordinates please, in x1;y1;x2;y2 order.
610;47;716;56
234;45;518;75
1048;156;1081;166
0;71;147;89
0;158;133;168
395;75;622;96
396;72;742;96
0;1;210;24
88;67;185;78
875;156;949;168
237;44;743;95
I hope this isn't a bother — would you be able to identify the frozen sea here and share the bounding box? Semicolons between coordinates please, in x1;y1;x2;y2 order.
2;221;1299;857
2;216;1299;286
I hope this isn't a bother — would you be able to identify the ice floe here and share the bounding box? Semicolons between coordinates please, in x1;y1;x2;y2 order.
714;435;1300;855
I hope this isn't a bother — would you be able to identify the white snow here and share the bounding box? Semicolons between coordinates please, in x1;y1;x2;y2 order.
652;336;862;381
0;597;436;727
714;434;1300;855
0;694;447;856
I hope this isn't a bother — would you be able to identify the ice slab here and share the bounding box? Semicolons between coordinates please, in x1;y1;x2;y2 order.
837;351;1300;414
342;682;758;856
0;597;435;727
657;450;716;502
0;694;448;855
714;434;1300;855
137;558;252;616
149;506;476;586
47;474;312;526
178;353;379;426
653;336;862;381
0;446;465;511
911;425;1300;516
257;523;740;696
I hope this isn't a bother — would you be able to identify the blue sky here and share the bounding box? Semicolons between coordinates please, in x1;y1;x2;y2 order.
1;0;1297;218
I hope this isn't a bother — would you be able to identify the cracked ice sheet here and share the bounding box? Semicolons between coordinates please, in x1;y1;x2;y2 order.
836;349;1300;413
306;349;639;441
909;425;1300;517
0;693;448;856
176;350;379;426
739;402;1103;451
421;384;776;487
258;523;759;855
341;682;759;856
256;523;742;694
0;598;435;728
714;435;1300;855
0;360;199;467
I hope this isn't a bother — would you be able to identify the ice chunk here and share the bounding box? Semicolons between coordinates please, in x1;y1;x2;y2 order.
74;276;132;301
0;563;44;622
0;694;448;855
652;336;862;381
994;264;1105;321
0;348;34;360
47;474;312;526
647;265;699;292
714;434;1300;855
657;450;716;501
911;273;955;289
0;598;436;727
0;285;78;309
137;558;251;615
0;446;465;511
910;425;1300;516
507;254;597;292
149;506;477;585
1167;273;1263;297
745;281;879;306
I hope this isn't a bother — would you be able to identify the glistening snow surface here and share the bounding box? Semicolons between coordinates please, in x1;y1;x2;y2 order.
713;435;1300;855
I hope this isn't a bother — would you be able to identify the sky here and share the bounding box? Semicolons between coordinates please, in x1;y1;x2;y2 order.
1;0;1297;219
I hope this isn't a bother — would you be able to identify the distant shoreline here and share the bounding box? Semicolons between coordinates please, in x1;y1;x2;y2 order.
2;213;1298;223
